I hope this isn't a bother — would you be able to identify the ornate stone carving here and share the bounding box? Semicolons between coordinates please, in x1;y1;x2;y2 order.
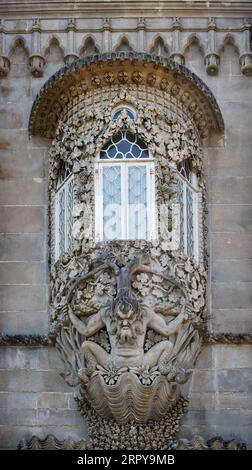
29;62;223;448
29;54;45;77
18;432;246;451
18;434;87;450
28;53;224;140
56;253;201;423
168;436;247;450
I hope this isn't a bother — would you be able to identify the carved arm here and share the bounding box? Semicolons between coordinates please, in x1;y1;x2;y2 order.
69;309;104;337
148;309;186;337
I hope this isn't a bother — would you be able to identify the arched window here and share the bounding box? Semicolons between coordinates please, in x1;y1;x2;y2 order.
112;105;136;121
95;130;155;241
54;162;74;260
176;160;199;260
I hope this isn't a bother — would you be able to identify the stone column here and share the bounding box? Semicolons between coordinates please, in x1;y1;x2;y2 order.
65;18;79;64
239;19;252;75
102;18;111;53
137;17;145;52
204;17;220;75
29;18;45;77
170;17;185;65
0;19;10;77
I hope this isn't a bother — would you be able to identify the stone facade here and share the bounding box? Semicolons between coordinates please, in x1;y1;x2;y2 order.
0;0;252;449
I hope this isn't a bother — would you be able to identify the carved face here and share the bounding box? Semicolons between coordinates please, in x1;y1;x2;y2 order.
112;288;140;323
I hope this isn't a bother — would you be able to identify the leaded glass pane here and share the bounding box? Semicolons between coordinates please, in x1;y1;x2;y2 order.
178;159;192;183
128;166;147;239
58;187;65;257
186;186;194;258
103;166;121;240
66;177;74;252
100;131;149;160
176;178;184;252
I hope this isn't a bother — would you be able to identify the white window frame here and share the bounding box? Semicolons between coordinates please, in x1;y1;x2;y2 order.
176;171;199;261
55;173;74;261
95;159;156;242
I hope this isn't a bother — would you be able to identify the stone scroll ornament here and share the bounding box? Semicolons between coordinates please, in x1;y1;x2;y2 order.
55;243;206;448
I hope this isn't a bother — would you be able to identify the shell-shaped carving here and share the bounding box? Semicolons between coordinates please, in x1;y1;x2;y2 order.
85;372;179;423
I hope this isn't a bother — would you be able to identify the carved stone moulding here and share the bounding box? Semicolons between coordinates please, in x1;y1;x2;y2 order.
18;434;87;450
239;53;252;76
28;52;224;140
0;55;10;77
29;55;45;77
18;434;246;451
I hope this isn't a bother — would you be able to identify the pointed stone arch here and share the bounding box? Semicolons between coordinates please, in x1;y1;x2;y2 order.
149;36;169;57
114;36;134;53
79;36;100;58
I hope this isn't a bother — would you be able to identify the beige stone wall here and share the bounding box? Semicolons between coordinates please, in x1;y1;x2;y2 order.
0;2;251;449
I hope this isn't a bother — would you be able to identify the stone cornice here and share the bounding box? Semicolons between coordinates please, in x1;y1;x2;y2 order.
1;1;252;17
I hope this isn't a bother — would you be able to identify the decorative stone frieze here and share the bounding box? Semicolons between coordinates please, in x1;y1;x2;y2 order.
18;432;246;451
29;53;224;140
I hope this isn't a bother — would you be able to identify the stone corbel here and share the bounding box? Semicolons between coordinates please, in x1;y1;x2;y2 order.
137;17;145;52
170;17;185;65
239;19;252;75
205;18;220;75
29;54;45;77
205;53;220;75
0;55;10;77
30;18;45;77
64;18;79;65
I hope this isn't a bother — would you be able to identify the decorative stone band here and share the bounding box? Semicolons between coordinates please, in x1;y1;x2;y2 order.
0;334;49;347
28;52;224;140
1;332;252;347
204;332;252;345
18;434;246;451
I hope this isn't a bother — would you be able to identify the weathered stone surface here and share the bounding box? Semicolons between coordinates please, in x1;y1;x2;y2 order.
0;179;46;206
212;309;252;334
0;392;37;410
214;345;252;369
217;369;252;392
212;282;252;309
213;260;252;283
210;177;252;204
212;233;252;259
0;311;48;335
0;235;45;261
191;371;216;393
0;370;70;392
0;285;48;311
0;347;49;370
36;392;70;409
211;205;252;232
218;392;252;410
0;262;46;285
0;207;45;234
